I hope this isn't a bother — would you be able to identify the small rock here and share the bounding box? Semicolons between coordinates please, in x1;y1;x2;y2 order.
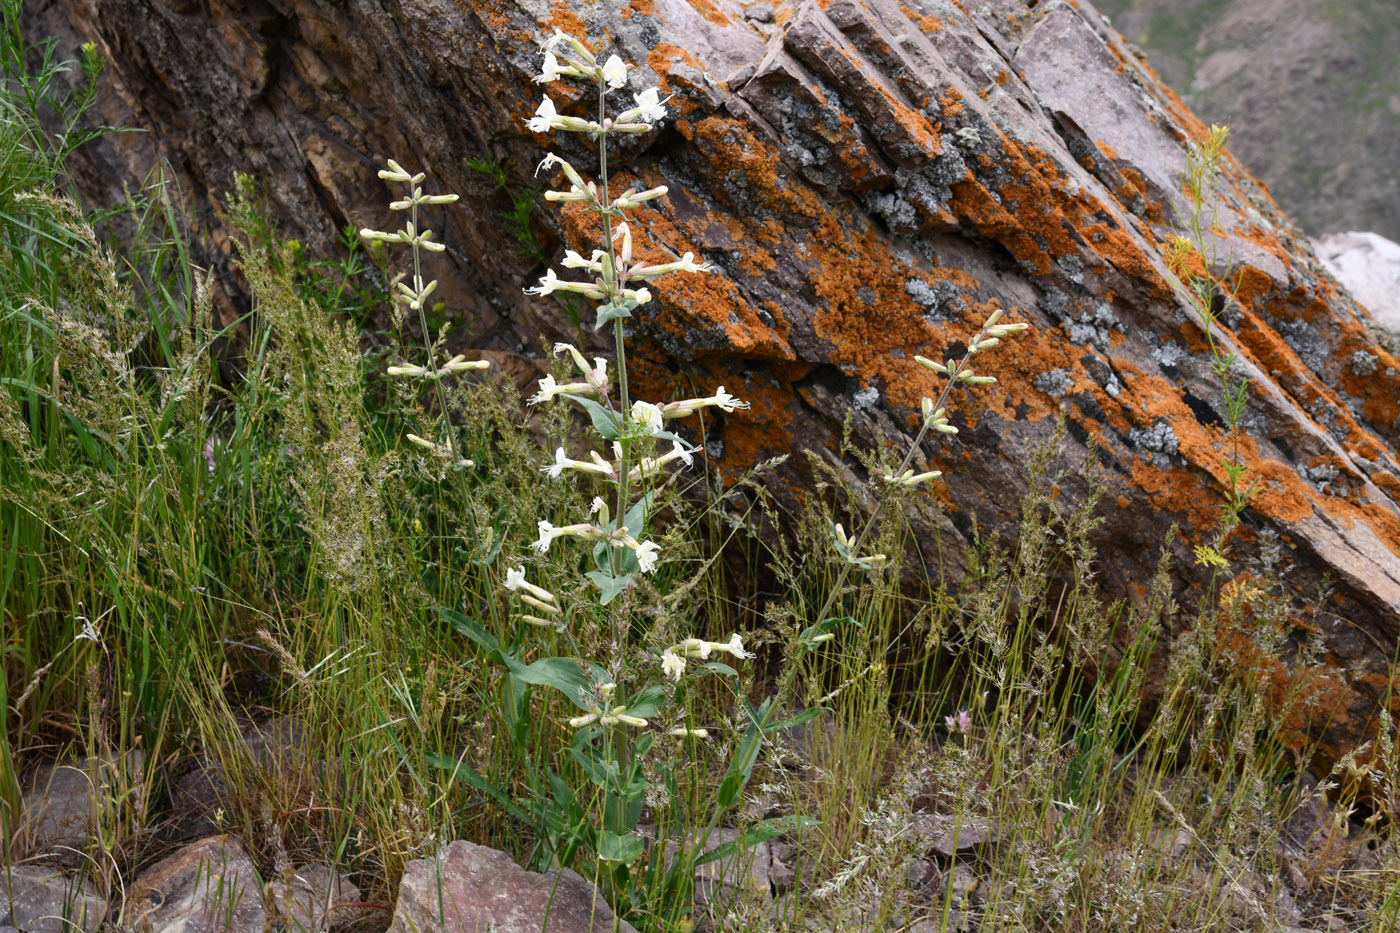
19;753;143;863
912;813;999;857
267;863;361;932
0;866;105;933
390;840;637;933
123;835;266;933
746;3;775;23
1313;231;1400;329
166;716;320;841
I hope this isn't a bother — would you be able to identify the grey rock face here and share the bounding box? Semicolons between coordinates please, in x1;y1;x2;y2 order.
122;836;267;933
390;840;638;933
1313;231;1400;332
0;866;104;933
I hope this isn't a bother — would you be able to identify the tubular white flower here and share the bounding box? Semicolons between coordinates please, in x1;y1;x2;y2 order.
614;222;633;266
661;386;749;419
406;433;447;455
377;160;413;183
543;446;614;479
623;287;652;305
527;96;559;133
561;249;604;273
599;708;648;728
884;468;943;488
611;185;668;209
633;539;660;574
532;520;602;553
630;400;664;434
544;184;593;203
589;496;606;515
661;648;685;682
534;50;583;84
441;354;490;374
719;633;751;659
523;267;606;299
568;711;600;729
535;153;590;194
672;638;712;660
600;54;628;90
668;727;709;739
629;251;711;279
504;566;558;606
387;363;428;378
615;87;668;124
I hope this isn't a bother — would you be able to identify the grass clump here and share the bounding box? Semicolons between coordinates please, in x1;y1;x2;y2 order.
0;7;1396;933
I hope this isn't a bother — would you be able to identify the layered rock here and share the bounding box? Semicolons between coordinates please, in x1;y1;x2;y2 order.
31;0;1400;765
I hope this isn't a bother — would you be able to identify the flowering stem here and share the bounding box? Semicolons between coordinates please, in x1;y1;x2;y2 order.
807;337;984;638
597;76;633;566
410;196;458;463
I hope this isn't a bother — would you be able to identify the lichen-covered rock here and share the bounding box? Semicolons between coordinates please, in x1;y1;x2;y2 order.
32;0;1400;766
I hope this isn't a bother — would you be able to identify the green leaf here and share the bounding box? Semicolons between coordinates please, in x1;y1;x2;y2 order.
695;815;819;867
594;298;638;332
439;608;499;654
620;492;654;538
701;661;738;678
596;829;644;863
570;395;624;440
766;705;823;735
586;570;633;605
797;616;859;652
625;685;667;720
487;650;607;711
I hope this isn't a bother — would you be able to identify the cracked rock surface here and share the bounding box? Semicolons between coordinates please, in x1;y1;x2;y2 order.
27;0;1400;767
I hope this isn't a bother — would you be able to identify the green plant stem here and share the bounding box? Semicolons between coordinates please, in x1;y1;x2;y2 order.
410;196;458;464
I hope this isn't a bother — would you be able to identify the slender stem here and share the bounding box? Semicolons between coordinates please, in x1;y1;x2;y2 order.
808;338;985;634
410;196;458;463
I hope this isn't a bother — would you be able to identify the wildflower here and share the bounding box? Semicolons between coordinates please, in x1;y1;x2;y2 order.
542;446;614;479
611;185;668;209
944;708;972;734
630;441;696;481
523;267;605;299
533;520;603;553
661;386;749;419
662;648;685;682
628;251;711;280
616;87;668;124
441;354;491;374
884;468;943;488
633;539;660;574
668;727;710;739
535;50;584;84
716;633;751;659
504;566;561;615
561;249;605;272
527;96;558;133
614;222;634;266
600;54;628;90
530;373;600;405
672;638;713;659
569;705;648;729
630;400;664;434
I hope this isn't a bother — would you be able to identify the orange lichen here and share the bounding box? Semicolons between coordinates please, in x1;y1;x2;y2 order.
686;0;732;27
623;0;654;17
545;0;586;36
940;86;964;120
1096;140;1119;161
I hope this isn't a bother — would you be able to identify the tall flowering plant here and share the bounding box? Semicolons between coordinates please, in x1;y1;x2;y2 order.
364;29;802;925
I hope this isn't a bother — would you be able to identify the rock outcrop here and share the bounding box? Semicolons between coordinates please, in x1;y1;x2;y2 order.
30;0;1400;766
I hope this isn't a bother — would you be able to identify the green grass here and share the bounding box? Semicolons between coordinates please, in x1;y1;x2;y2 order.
1;7;1397;933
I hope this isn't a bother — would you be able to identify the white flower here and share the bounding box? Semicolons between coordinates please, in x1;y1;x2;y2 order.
631;288;652;305
600;54;627;90
631;400;664;434
386;363;427;378
724;633;751;659
711;386;743;412
633;87;666;123
535;51;565;84
527;96;558;133
530;374;562;405
542;27;571;54
546;446;569;479
590;496;606;515
534;520;558;553
525;267;559;296
674;638;712;659
505;566;527;590
669;441;694;468
668;727;709;739
662;648;685;682
634;539;660;574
